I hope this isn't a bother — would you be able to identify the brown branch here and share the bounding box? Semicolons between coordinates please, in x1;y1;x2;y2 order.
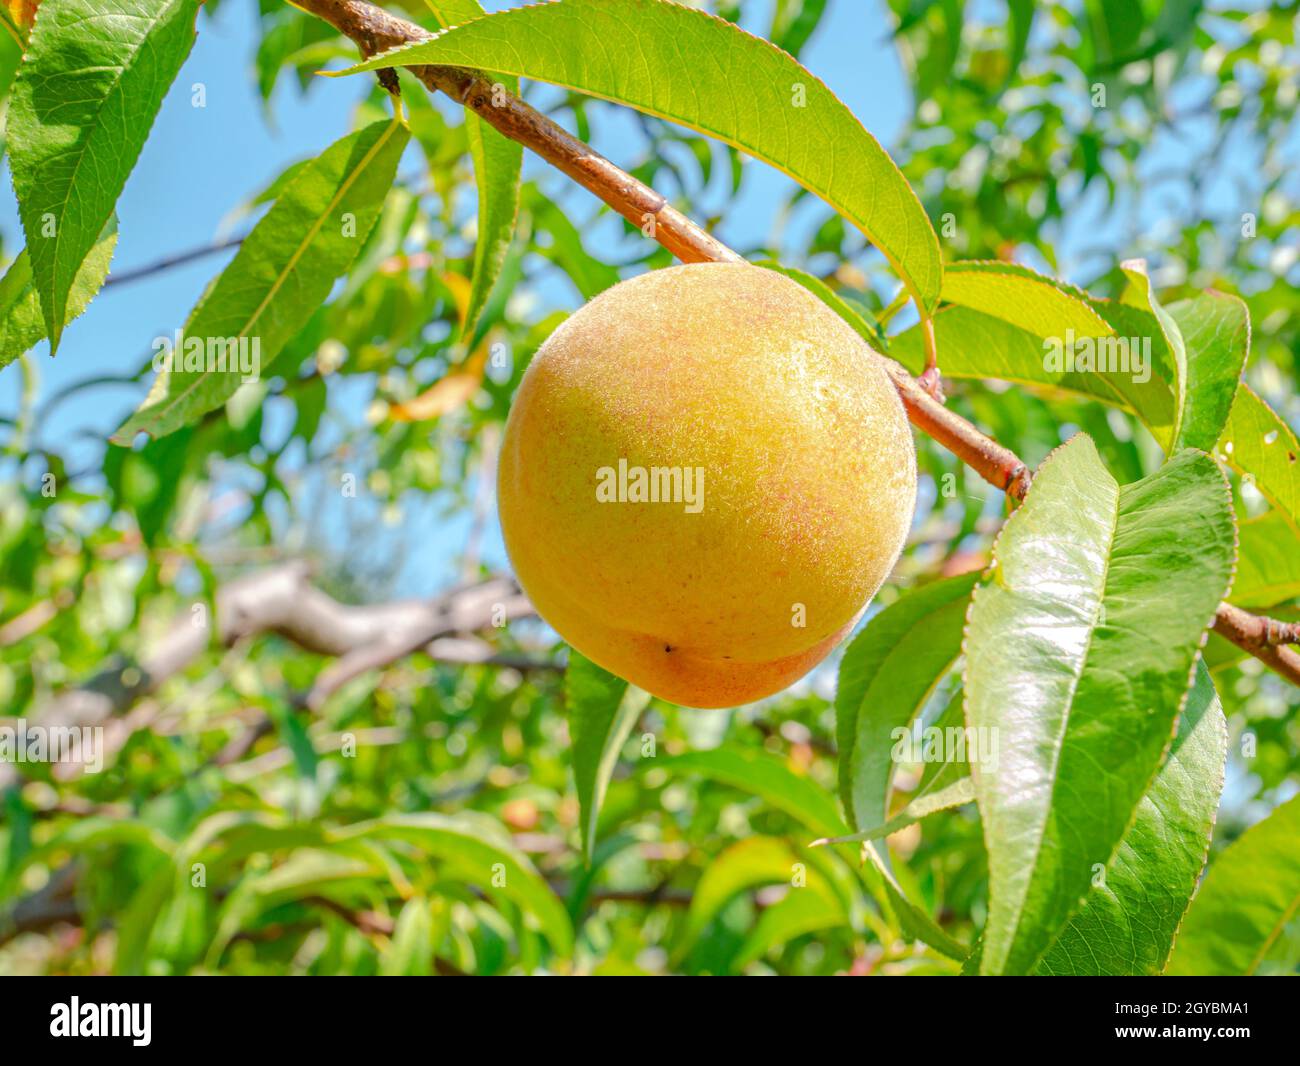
1;566;537;790
294;0;1300;689
1212;603;1300;686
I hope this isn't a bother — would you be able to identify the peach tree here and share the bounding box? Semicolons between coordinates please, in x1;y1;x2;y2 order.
0;0;1297;976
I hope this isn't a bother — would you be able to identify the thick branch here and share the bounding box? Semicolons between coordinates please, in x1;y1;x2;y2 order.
292;0;1296;688
1;566;536;790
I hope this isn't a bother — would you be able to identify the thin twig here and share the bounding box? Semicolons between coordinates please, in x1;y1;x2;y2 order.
104;236;245;288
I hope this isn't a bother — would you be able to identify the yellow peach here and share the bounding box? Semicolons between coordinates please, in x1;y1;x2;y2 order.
497;263;916;707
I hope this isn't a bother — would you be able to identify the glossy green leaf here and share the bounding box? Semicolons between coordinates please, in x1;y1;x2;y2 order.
566;648;649;863
895;297;1298;538
8;0;200;352
892;304;1176;438
333;0;942;312
1219;383;1300;534
835;573;977;830
657;748;846;839
1166;291;1250;453
861;841;968;960
941;260;1113;338
112;117;409;443
1036;661;1227;975
0;220;117;371
424;1;522;343
965;436;1236;975
1232;512;1300;609
1166;793;1300;976
338;813;573;955
1118;260;1189;446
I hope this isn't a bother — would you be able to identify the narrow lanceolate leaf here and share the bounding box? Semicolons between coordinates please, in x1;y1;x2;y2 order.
462;106;521;341
1036;661;1227;975
0;219;117;371
860;841;968;961
965;436;1236;975
112;118;409;443
894;297;1296;536
423;1;522;343
812;777;975;846
1119;260;1188;448
565;648;649;863
339;813;574;956
835;573;977;831
1166;793;1300;976
656;748;847;840
333;0;943;313
941;261;1113;339
1166;291;1250;453
8;0;200;353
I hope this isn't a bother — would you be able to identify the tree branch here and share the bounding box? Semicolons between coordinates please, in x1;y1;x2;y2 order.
1212;603;1300;686
290;0;1296;688
1;566;536;790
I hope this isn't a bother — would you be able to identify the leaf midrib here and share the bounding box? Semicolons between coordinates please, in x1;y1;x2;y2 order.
41;0;189;328
994;470;1121;975
145;119;402;427
1245;886;1300;975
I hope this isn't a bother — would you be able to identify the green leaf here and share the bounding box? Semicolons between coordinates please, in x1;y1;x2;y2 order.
1166;291;1250;453
679;836;804;951
1218;383;1300;535
337;813;573;956
965;436;1236;975
1036;660;1227;975
112;117;409;443
1118;260;1189;447
1232;512;1300;609
656;748;847;839
813;777;975;846
895;295;1297;537
423;1;522;343
208;847;379;964
941;261;1114;339
835;573;977;830
732;881;845;969
565;648;649;863
381;897;436;976
1166;793;1300;976
8;0;200;352
891;304;1176;437
861;841;968;960
0;219;118;371
333;0;942;313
